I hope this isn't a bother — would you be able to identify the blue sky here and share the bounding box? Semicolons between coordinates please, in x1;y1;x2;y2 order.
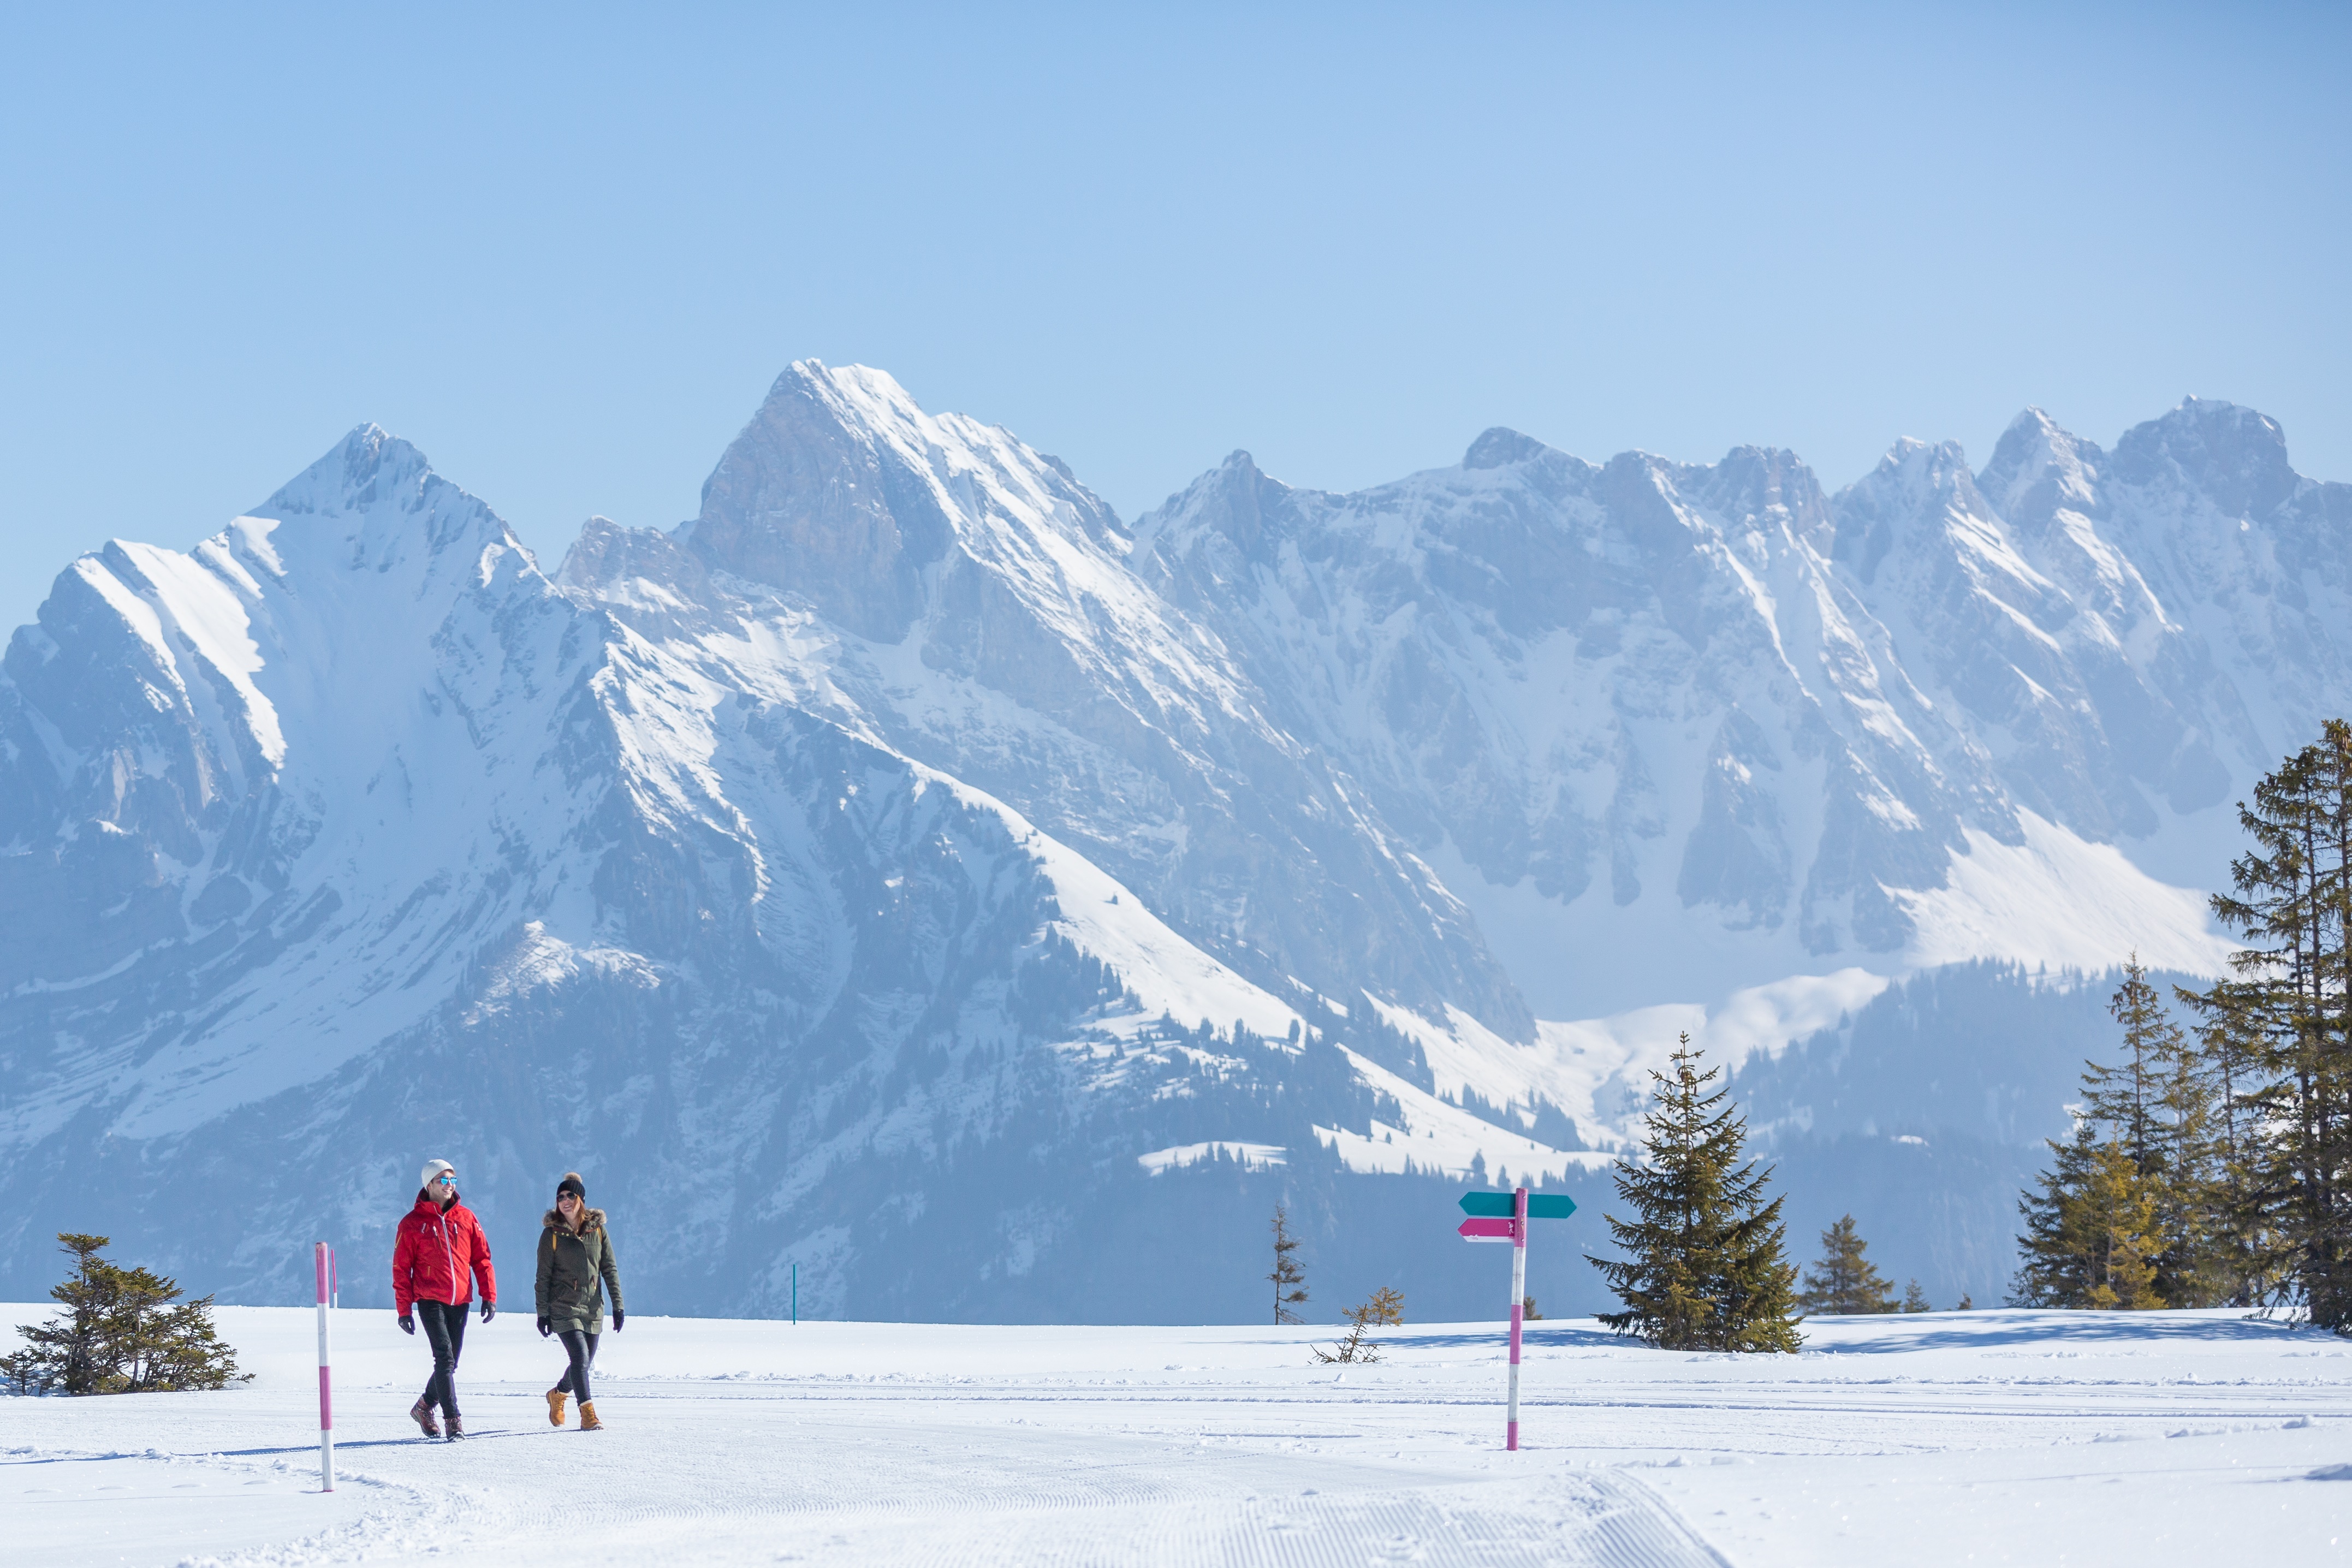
2;2;2344;629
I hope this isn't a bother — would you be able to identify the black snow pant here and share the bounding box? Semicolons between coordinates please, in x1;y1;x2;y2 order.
417;1298;469;1419
555;1328;599;1404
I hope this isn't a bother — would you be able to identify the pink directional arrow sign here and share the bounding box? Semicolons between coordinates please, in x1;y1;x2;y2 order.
1455;1186;1576;1451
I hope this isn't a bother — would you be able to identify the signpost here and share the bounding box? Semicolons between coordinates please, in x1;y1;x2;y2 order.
313;1242;335;1493
1457;1187;1575;1450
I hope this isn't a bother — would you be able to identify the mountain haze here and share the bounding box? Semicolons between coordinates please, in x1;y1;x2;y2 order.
1;366;2341;1316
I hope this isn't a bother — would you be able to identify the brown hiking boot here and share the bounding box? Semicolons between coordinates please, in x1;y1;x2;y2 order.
547;1388;568;1427
579;1400;604;1431
410;1397;441;1439
445;1414;465;1440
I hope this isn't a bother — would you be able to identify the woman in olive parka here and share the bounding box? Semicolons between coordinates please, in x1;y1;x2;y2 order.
536;1171;623;1430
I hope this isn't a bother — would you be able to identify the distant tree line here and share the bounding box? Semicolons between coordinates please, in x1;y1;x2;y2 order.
2014;720;2352;1331
1262;726;2352;1347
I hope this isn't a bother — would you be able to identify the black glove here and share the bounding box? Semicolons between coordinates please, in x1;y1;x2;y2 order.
612;1309;623;1331
398;1314;414;1335
537;1316;551;1338
480;1300;496;1323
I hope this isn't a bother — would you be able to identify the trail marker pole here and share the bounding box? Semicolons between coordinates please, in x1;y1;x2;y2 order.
313;1242;335;1492
1506;1186;1528;1449
1457;1186;1575;1451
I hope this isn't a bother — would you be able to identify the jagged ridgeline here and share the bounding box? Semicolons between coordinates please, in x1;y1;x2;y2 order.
0;364;2345;1320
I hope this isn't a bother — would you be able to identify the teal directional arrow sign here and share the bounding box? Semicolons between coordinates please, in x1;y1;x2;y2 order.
1453;1186;1579;1453
1459;1191;1576;1219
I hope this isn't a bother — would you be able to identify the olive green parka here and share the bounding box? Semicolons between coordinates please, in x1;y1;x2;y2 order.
535;1206;623;1334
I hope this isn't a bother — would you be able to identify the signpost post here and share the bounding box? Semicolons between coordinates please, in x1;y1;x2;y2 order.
313;1242;335;1493
1457;1186;1575;1450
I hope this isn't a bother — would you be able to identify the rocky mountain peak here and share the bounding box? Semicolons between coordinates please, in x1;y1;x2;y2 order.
684;360;954;642
1135;449;1300;575
1462;426;1549;470
1831;437;1992;584
256;423;423;514
2111;397;2296;519
1670;445;1838;558
1976;408;2105;533
239;423;526;591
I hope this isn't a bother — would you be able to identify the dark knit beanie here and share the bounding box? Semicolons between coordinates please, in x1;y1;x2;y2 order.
557;1172;586;1202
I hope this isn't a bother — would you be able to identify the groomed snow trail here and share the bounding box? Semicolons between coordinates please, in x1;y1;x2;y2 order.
4;1309;2346;1566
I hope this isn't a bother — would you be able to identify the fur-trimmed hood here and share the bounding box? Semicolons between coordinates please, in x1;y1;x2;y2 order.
543;1206;608;1235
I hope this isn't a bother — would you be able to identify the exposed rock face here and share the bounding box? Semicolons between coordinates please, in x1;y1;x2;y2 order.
0;367;2344;1320
577;364;1534;1038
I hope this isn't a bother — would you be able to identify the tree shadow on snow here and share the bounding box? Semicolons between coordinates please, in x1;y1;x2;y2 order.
1795;1310;2330;1353
1320;1312;2330;1356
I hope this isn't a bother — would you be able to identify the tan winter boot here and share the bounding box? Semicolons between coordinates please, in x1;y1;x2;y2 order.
579;1400;604;1432
546;1387;568;1427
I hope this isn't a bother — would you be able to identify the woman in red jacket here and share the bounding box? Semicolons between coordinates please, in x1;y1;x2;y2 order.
392;1158;497;1440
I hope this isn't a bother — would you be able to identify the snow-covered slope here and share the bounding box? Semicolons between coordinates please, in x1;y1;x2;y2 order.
562;365;1526;1036
1131;420;2253;1018
8;1306;2344;1568
1;367;2342;1321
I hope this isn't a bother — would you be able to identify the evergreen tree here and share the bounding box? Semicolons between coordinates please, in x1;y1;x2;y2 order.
0;1233;246;1395
2014;1130;2163;1309
2087;957;2176;1174
1900;1279;1931;1314
2092;958;2222;1305
1587;1034;1802;1352
2177;978;2294;1306
2012;962;2234;1310
2202;718;2352;1331
1796;1214;1897;1315
1268;1205;1309;1326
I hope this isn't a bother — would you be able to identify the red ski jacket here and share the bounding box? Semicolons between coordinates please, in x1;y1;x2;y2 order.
393;1195;496;1315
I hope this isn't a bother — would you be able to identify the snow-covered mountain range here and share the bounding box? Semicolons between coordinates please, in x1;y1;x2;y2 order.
1;365;2342;1317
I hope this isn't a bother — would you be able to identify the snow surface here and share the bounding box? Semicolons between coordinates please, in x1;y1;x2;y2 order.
1372;971;1893;1154
1893;809;2236;976
5;1305;2347;1566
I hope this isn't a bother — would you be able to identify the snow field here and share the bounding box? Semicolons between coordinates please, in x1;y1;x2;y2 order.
3;1306;2348;1565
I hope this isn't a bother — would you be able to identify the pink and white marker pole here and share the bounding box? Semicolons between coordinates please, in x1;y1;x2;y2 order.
313;1241;335;1492
1506;1185;1528;1451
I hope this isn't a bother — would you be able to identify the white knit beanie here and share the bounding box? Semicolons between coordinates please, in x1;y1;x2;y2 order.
420;1158;455;1191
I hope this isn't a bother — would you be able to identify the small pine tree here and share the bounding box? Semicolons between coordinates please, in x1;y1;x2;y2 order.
1796;1214;1897;1315
1269;1205;1309;1326
1521;1294;1543;1321
1311;1286;1403;1364
1587;1034;1802;1352
1;1234;246;1395
1955;1291;1974;1311
1900;1279;1931;1314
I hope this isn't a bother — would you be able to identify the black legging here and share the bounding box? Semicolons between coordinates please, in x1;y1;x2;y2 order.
555;1328;599;1404
417;1299;469;1418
